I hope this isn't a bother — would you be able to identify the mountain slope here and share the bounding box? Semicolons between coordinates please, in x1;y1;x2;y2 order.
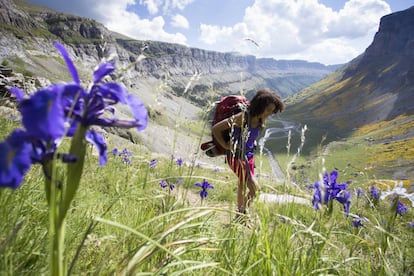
282;6;414;179
0;0;339;103
0;0;343;165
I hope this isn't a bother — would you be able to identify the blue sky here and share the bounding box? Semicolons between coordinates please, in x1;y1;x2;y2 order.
25;0;414;65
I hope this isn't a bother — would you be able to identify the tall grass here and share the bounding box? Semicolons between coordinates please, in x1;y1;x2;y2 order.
1;115;413;275
1;41;413;275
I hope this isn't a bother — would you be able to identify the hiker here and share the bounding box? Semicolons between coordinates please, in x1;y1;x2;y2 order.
212;89;285;219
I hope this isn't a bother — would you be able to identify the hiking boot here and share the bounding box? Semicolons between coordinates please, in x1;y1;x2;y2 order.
201;141;221;157
201;141;214;151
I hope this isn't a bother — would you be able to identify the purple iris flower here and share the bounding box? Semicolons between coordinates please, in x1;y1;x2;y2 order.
149;159;157;168
53;42;147;164
159;180;168;189
176;158;183;167
352;218;363;228
123;157;131;165
311;181;322;210
323;170;347;203
0;129;32;189
119;148;132;157
1;42;148;189
195;179;214;199
396;201;407;216
370;186;380;200
310;170;351;216
85;131;107;165
55;43;147;131
18;86;66;141
335;190;351;216
112;148;118;156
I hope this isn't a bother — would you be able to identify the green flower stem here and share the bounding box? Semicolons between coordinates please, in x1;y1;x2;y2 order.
326;199;334;218
61;125;87;221
48;166;64;276
48;125;87;275
380;197;399;255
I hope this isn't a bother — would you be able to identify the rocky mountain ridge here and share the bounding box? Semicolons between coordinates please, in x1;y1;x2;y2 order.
0;0;339;104
282;6;414;179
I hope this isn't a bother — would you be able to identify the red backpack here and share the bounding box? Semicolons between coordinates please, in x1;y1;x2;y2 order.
201;95;249;156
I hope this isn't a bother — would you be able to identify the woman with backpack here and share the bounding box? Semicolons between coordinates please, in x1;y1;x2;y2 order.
211;89;285;224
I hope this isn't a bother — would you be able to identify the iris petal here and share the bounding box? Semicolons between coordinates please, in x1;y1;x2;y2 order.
96;82;128;104
127;94;148;131
8;87;25;102
54;42;80;84
0;130;32;189
93;62;115;83
85;130;107;166
19;87;65;140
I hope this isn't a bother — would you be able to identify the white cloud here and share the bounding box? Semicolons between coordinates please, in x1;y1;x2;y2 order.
167;0;195;11
171;14;189;29
327;0;390;38
198;0;391;64
139;0;194;15
200;23;249;45
93;0;187;44
139;0;160;15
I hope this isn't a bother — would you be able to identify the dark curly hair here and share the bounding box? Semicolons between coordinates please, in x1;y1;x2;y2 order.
249;89;285;118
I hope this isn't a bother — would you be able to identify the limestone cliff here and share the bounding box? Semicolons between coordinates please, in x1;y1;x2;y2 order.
0;0;339;107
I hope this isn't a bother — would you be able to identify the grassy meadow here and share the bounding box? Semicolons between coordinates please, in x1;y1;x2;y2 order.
1;109;414;275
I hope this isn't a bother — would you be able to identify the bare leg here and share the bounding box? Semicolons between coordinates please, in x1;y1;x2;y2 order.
246;176;259;208
237;180;245;212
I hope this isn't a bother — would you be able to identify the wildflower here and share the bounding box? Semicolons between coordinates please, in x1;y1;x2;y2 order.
159;180;168;189
123;157;131;165
310;170;351;216
195;179;214;199
159;180;174;191
112;148;118;156
350;214;369;228
119;148;133;157
55;43;148;133
408;222;414;228
214;167;219;173
86;131;107;165
396;201;407;216
311;181;322;210
335;189;352;216
352;218;363;228
4;42;148;176
18;86;65;140
380;181;414;207
355;188;364;197
0;130;32;189
176;177;183;185
54;42;147;164
323;170;347;203
149;159;157;168
176;158;183;167
323;170;351;215
370;185;380;200
0;42;149;274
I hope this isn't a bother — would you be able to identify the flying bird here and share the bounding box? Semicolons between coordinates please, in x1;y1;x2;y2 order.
244;37;260;48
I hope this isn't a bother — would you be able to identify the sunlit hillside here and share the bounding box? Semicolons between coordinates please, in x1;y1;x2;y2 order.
278;7;414;181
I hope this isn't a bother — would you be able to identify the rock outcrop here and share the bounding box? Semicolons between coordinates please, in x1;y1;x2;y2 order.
0;0;339;106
